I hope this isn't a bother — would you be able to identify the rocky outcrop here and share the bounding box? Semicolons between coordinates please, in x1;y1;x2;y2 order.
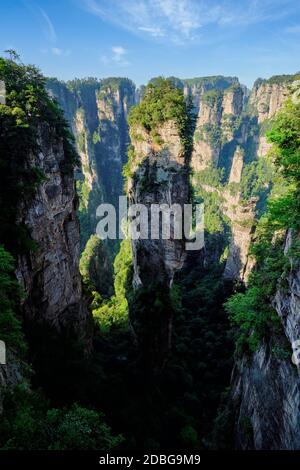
250;80;289;124
127;86;191;368
15;123;92;347
190;75;296;283
182;76;239;113
231;230;300;449
128;121;188;290
47;78;136;221
47;78;136;295
191;85;245;172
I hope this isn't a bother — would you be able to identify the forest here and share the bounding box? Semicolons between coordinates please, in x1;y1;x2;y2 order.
0;53;300;451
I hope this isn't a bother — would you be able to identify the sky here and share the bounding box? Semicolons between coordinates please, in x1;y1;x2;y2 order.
1;0;300;88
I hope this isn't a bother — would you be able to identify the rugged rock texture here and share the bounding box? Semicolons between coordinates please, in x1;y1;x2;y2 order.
128;121;188;289
127;114;190;368
191;85;244;172
15;123;91;347
47;78;136;294
189;75;295;283
181;76;240;113
231;230;300;450
47;78;136;232
250;80;289;124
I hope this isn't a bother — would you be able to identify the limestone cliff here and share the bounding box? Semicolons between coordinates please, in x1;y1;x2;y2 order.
190;75;296;283
47;77;136;234
231;230;300;449
15;123;91;344
192;84;244;172
126;80;191;368
128;120;188;289
0;60;92;407
47;78;136;295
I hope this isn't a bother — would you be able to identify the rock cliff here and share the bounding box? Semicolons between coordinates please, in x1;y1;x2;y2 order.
190;75;295;282
231;229;300;449
47;77;136;295
15;123;91;344
126;79;191;368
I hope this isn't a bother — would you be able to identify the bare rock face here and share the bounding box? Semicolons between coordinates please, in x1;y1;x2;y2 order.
250;81;289;123
127;118;190;368
191;76;294;283
229;146;244;184
223;196;256;281
231;230;300;450
191;85;245;173
16;123;92;348
47;78;136;230
128;120;188;289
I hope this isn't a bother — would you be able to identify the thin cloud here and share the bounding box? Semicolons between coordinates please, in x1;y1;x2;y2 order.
51;47;71;57
38;6;57;42
285;24;300;33
81;0;297;45
138;26;165;37
101;46;130;67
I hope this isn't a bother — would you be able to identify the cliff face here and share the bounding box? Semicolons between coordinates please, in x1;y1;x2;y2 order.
192;85;244;172
190;76;293;282
47;78;136;295
47;78;136;230
15;123;91;343
128;121;188;290
0;60;94;409
231;230;300;450
126;81;191;368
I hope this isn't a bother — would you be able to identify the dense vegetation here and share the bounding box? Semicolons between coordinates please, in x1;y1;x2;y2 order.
226;87;300;354
1;56;299;451
0;55;122;450
128;77;195;156
0;55;78;255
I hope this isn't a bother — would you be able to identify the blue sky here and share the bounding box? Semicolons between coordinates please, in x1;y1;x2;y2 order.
1;0;300;88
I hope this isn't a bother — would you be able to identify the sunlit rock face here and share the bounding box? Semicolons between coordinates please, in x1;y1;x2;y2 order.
231;229;300;450
128;120;188;289
47;78;136;294
188;75;293;283
15;123;92;348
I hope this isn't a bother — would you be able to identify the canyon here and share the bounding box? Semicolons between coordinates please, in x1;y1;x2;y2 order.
0;57;300;450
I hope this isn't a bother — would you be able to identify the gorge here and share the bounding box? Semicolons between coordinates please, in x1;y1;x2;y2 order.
0;54;300;450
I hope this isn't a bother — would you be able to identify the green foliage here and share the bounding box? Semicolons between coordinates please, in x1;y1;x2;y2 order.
47;404;123;450
0;385;123;450
77;130;86;153
128;77;194;156
226;87;300;354
202;123;221;147
93;239;132;333
202;89;222;107
193;169;228;235
239;157;273;200
0;56;78;254
254;73;300;87
194;166;224;188
182;76;238;90
266;97;300;229
80;235;113;296
92;130;100;144
0;245;26;356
